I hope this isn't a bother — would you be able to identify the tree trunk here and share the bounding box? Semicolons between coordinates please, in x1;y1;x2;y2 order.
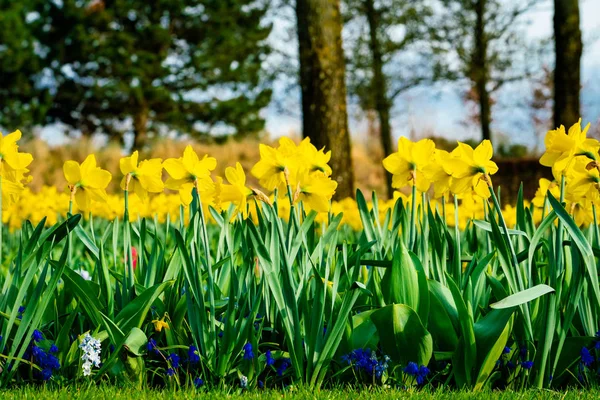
473;0;492;142
553;0;582;128
364;0;393;199
133;106;148;150
296;0;355;199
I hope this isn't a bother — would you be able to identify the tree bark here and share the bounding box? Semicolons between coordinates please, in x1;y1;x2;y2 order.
133;106;149;150
364;0;393;199
296;0;355;199
553;0;582;128
473;0;492;142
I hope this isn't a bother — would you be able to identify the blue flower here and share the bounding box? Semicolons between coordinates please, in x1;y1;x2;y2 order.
243;342;254;360
40;368;53;381
277;358;291;376
507;361;515;369
169;353;180;369
166;368;175;377
519;347;527;360
0;335;2;342
265;350;275;366
503;346;511;354
581;347;594;367
188;345;200;364
17;306;25;320
147;338;159;354
595;341;600;351
32;330;43;342
522;361;534;369
416;365;430;385
194;377;204;388
258;380;264;389
404;362;419;376
50;344;58;354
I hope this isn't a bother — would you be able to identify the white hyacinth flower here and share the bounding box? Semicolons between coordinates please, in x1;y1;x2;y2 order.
79;333;102;376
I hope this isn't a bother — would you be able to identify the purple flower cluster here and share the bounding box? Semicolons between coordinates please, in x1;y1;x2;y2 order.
403;361;430;385
243;342;254;360
24;330;60;381
342;349;390;379
188;345;200;364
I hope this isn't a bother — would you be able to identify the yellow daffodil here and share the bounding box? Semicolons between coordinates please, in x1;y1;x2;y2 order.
450;140;498;198
540;119;599;179
251;137;334;194
424;148;455;198
151;315;169;332
532;178;560;208
565;158;600;199
0;130;33;175
120;151;164;201
63;155;112;211
383;137;435;192
297;137;333;176
163;146;216;205
289;170;337;213
251;139;297;192
220;163;255;218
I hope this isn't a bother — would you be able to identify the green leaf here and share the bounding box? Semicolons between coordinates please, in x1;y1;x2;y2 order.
490;284;554;309
370;304;432;366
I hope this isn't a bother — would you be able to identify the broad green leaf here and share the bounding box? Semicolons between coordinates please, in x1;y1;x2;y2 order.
370;304;432;367
490;284;554;309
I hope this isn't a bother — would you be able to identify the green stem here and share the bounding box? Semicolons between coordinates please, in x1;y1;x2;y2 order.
124;187;134;299
0;174;3;268
535;175;566;388
409;183;417;250
488;181;534;340
453;195;461;285
68;196;73;264
441;195;446;225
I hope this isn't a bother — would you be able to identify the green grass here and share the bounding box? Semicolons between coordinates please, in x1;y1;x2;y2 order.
1;386;600;400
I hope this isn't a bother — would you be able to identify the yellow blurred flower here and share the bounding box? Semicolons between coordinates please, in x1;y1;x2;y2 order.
383;137;435;192
63;155;112;211
120;151;164;201
532;178;560;208
163;145;216;205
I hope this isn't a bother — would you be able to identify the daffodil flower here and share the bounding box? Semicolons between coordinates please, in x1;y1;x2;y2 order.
120;151;164;201
532;178;560;208
0;130;33;175
251;140;297;192
450;140;498;198
382;137;435;192
63;155;112;211
220;162;255;218
151;315;170;332
290;170;337;213
163;146;216;205
424;148;455;198
540;119;599;179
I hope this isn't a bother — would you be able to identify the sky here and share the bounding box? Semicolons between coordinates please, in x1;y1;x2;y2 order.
263;0;600;149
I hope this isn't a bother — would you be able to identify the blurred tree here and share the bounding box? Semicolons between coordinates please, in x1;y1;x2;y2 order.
0;0;272;149
0;0;51;135
431;0;540;142
296;0;355;199
553;0;582;128
344;0;434;198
